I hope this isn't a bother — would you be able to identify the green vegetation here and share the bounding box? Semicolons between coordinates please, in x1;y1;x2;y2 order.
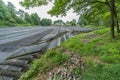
53;19;77;26
0;0;54;27
20;28;120;80
40;18;52;26
63;28;120;62
0;0;119;79
62;28;120;80
0;0;29;27
54;20;65;26
83;63;120;80
65;19;77;26
21;0;120;38
20;49;70;80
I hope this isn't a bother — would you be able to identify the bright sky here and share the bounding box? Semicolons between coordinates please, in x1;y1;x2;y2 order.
3;0;79;22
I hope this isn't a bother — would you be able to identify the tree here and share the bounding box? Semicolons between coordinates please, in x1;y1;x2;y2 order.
40;18;52;26
0;0;30;26
77;14;88;26
48;0;120;38
0;0;17;26
20;0;48;8
54;20;65;26
65;21;71;26
16;9;25;18
24;13;33;25
0;0;6;20
70;19;76;26
7;2;16;18
65;19;76;26
7;2;20;25
20;0;120;38
31;13;41;25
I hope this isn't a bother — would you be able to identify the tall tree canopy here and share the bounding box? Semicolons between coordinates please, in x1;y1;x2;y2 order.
21;0;120;39
24;13;33;25
40;18;52;26
16;9;25;18
0;0;31;26
31;13;41;25
20;0;48;8
54;20;65;26
0;0;55;27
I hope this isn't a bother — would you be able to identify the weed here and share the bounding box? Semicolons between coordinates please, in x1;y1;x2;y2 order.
20;49;70;80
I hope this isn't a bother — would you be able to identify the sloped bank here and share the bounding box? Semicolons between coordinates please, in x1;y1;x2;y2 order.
20;28;120;80
62;28;120;80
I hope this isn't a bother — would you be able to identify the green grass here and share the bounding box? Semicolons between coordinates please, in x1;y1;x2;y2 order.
85;25;106;28
83;63;120;80
93;28;110;35
20;49;70;80
62;28;120;57
62;28;120;80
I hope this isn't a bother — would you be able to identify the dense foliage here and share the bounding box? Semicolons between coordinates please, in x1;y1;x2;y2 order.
21;0;120;38
0;0;28;27
48;0;120;38
54;20;65;26
40;18;52;26
0;0;53;27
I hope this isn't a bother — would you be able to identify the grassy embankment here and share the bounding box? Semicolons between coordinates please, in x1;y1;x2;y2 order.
20;28;120;80
20;50;70;80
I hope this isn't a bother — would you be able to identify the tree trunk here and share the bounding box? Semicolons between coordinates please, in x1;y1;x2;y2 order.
113;3;120;33
110;11;115;39
114;14;120;33
110;0;115;39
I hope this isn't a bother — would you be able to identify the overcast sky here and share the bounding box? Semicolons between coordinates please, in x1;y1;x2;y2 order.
3;0;79;22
